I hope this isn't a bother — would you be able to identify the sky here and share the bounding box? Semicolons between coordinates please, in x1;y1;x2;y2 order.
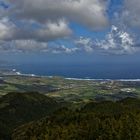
0;0;140;58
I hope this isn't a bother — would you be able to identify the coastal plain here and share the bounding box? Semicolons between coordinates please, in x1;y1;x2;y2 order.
0;73;140;104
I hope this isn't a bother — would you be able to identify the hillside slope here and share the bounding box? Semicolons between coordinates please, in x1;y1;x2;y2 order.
0;92;61;140
12;98;140;140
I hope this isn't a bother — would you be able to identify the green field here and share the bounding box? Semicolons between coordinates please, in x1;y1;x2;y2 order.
0;75;140;103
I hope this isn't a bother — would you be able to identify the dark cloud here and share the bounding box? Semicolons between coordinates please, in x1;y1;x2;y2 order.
122;0;140;27
6;0;109;30
0;18;72;42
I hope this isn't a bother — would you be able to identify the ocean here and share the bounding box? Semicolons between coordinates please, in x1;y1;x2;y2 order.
7;61;140;80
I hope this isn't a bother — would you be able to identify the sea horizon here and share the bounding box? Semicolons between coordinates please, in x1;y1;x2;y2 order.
2;67;140;82
9;62;140;80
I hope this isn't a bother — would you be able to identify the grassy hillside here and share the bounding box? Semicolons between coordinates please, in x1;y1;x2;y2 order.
12;98;140;140
0;92;61;140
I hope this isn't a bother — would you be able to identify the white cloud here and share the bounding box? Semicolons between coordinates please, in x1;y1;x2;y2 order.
46;45;78;54
96;25;135;54
75;26;135;54
0;18;16;40
75;37;94;52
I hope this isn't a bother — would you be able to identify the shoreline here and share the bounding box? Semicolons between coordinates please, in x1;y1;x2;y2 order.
65;77;140;82
4;69;140;82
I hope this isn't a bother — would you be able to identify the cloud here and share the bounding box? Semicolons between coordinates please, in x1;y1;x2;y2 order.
0;0;139;55
13;40;48;52
6;0;109;30
122;0;140;27
0;0;109;53
0;0;109;46
37;19;72;41
0;40;48;52
99;25;135;54
46;45;78;54
75;37;94;53
0;18;16;40
0;18;72;42
0;19;136;54
0;39;79;54
75;26;135;55
0;25;136;54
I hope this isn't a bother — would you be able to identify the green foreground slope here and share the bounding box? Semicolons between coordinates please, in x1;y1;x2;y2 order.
0;92;61;140
12;98;140;140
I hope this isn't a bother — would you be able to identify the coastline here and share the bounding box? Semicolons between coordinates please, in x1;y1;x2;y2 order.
4;69;140;82
65;77;140;82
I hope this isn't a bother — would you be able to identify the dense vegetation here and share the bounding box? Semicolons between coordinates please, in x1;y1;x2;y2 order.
0;92;61;140
12;98;140;140
1;75;140;139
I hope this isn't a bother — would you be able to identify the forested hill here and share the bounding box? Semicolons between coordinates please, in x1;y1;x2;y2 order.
12;98;140;140
0;92;61;140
